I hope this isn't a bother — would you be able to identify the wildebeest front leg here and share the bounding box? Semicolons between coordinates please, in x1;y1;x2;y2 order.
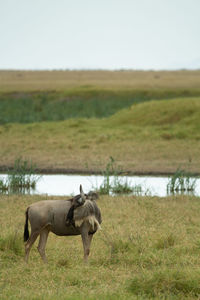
37;228;49;263
81;226;93;263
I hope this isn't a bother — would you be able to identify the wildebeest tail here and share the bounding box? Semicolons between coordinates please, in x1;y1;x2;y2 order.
24;209;29;242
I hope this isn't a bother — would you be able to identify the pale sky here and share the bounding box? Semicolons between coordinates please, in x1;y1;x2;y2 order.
0;0;200;70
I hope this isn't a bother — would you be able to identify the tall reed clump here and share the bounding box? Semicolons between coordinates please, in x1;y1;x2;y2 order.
0;157;41;193
98;157;117;195
167;167;197;194
98;157;142;195
0;231;23;256
0;178;9;192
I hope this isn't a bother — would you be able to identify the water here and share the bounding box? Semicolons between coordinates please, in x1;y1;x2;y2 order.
0;174;200;197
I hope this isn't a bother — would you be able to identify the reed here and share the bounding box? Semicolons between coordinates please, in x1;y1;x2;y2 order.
167;167;197;194
0;177;9;192
111;178;133;194
97;157;116;195
1;157;41;193
98;157;136;195
0;231;23;256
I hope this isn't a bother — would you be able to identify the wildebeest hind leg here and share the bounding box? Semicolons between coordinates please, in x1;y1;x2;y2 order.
25;231;39;263
37;228;49;263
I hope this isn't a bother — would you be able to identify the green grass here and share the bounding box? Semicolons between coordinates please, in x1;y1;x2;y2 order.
0;90;140;124
0;89;200;124
7;157;41;189
0;178;8;192
107;96;200;127
167;168;197;193
96;157;135;195
129;269;200;298
0;231;23;256
105;96;200;140
1;194;200;299
0;158;41;193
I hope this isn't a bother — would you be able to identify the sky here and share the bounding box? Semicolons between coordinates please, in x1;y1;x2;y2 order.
0;0;200;70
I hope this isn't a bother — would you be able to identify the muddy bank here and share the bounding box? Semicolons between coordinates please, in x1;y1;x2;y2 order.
0;165;199;176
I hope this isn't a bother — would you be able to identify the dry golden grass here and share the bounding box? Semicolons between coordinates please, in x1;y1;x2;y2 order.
1;194;200;299
0;128;199;174
1;70;200;92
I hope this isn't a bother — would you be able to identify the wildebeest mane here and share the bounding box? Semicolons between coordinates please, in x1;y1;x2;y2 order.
66;194;84;226
66;191;100;227
66;199;102;231
74;200;102;224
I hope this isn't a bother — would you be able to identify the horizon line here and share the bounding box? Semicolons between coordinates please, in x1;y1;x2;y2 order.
0;68;200;72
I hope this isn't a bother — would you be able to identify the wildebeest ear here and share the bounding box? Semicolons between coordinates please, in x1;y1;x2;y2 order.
80;185;86;200
87;191;99;201
80;184;83;194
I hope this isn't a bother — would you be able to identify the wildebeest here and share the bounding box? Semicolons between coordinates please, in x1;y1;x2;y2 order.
24;185;102;263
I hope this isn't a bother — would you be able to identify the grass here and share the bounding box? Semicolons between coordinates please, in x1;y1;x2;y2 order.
0;231;23;256
0;97;200;174
97;157;138;195
7;157;41;189
167;168;197;194
111;178;133;194
1;194;200;299
1;70;200;92
0;178;8;192
129;269;200;298
0;158;41;193
1;70;200;125
0;90;146;124
1;88;200;125
0;70;200;175
97;157;121;195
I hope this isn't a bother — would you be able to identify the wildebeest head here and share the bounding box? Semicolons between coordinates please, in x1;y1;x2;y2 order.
70;185;98;208
66;185;99;227
71;185;86;208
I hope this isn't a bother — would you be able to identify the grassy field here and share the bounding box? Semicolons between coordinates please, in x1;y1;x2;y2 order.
0;70;200;174
0;96;200;174
1;70;200;92
0;89;170;124
1;71;200;125
1;194;200;299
